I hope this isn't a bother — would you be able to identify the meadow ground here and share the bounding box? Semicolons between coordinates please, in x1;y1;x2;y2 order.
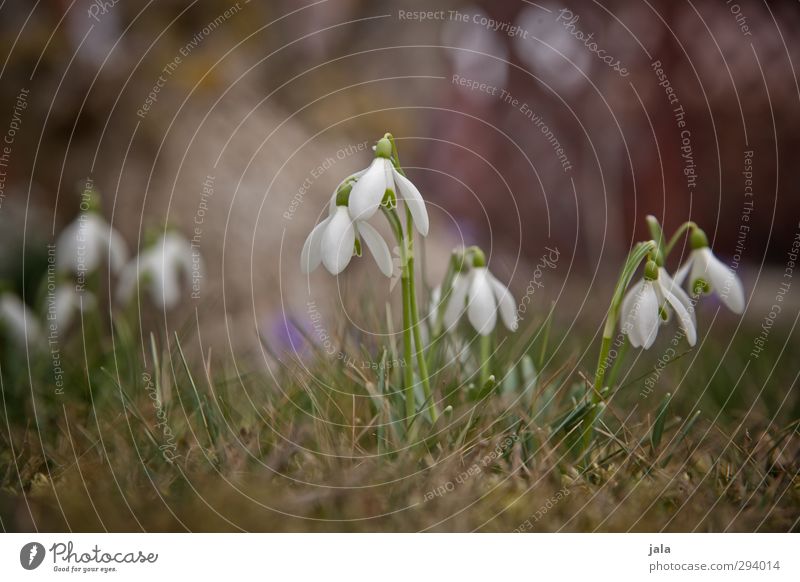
1;302;798;533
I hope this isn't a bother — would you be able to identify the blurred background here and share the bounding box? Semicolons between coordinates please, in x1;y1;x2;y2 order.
0;0;798;355
1;0;799;534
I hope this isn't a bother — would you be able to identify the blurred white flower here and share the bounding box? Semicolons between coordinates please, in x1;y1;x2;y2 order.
444;267;518;336
348;138;429;235
57;211;128;275
620;263;696;349
117;233;199;309
0;292;41;347
674;237;745;314
52;284;95;332
301;204;392;277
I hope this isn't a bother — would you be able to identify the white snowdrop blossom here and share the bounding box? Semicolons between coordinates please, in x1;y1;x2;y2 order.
57;211;128;275
301;184;393;277
347;138;429;235
620;261;696;349
52;284;95;331
673;229;745;314
443;264;518;336
0;292;42;347
117;232;200;309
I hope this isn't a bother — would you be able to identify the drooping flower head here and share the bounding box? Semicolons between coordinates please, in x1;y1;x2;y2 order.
301;181;392;277
674;227;745;314
348;136;429;235
0;286;41;348
443;247;518;336
56;189;128;276
620;258;696;349
117;230;200;309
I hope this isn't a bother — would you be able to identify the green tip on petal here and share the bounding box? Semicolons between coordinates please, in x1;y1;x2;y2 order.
690;227;709;250
467;246;486;268
335;182;353;206
692;277;710;295
644;259;659;281
144;228;160;248
381;188;396;209
353;238;362;257
375;137;392;159
451;248;467;272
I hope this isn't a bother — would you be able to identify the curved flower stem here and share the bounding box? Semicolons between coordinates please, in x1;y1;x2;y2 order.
664;221;697;258
580;240;657;454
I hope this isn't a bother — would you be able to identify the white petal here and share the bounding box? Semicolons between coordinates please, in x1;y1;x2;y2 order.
702;248;745;314
636;282;661;349
166;234;196;279
443;273;468;329
658;268;696;327
673;257;692;286
106;225;128;273
56;221;79;272
0;294;41;345
322;207;355;275
467;268;497;336
688;248;710;296
662;285;697;346
300;218;329;274
349;159;390;221
392;168;429;236
356;221;393;277
487;271;518;331
54;286;77;331
429;285;442;321
80;215;105;272
155;265;181;309
620;279;645;347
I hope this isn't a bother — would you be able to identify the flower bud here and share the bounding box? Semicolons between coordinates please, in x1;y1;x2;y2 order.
467;246;486;268
375;137;392;159
690;227;709;250
644;259;659;281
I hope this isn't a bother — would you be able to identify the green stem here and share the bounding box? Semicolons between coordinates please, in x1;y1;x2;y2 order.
382;134;438;424
479;334;491;387
382;208;415;425
605;336;629;390
405;225;439;423
580;240;657;454
664;221;697;257
401;267;416;425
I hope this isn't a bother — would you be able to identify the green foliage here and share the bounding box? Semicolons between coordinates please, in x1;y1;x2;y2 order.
0;298;797;532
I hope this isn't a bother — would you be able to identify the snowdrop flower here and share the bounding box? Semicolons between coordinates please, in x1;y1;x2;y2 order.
673;228;745;314
443;251;518;336
0;291;41;347
117;232;200;309
56;195;128;275
620;260;696;349
301;183;393;277
51;283;95;332
348;137;429;235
